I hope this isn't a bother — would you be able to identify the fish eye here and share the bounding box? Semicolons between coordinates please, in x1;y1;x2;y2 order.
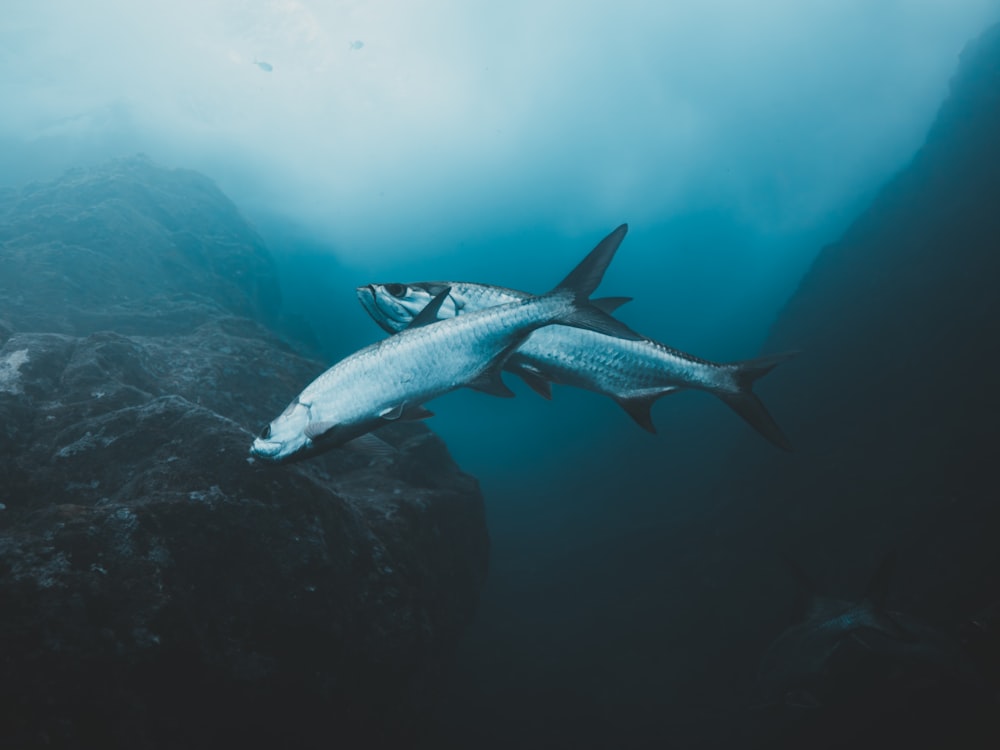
259;424;271;439
385;283;408;298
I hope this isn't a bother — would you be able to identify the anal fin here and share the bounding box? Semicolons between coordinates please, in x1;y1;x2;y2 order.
467;367;516;398
614;388;678;434
507;362;553;400
305;420;338;441
344;433;397;458
379;404;405;421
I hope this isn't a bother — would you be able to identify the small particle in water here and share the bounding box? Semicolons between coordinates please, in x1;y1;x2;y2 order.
349;40;364;51
254;60;273;72
0;503;6;511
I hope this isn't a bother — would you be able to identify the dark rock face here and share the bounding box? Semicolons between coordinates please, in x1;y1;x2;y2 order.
0;156;488;749
755;22;1000;557
707;22;1000;750
0;155;281;336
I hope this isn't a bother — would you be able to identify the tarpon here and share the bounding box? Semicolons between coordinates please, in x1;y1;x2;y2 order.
251;224;640;463
357;276;795;449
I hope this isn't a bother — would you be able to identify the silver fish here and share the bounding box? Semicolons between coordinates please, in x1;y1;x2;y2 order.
251;225;639;463
358;276;795;449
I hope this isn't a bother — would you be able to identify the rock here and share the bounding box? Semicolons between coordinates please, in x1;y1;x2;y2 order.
0;157;489;749
757;21;1000;520
695;22;1000;749
0;154;281;336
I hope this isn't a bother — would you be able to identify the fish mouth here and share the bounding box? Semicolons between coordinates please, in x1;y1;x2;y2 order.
356;285;402;334
250;437;284;460
355;285;379;317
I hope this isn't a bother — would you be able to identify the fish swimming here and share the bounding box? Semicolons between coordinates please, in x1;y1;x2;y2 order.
357;277;795;449
251;225;640;463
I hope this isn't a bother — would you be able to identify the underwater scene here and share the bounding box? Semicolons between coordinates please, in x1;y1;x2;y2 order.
2;3;1000;748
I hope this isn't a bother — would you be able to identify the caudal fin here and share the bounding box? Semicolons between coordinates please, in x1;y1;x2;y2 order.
717;351;798;451
548;224;642;341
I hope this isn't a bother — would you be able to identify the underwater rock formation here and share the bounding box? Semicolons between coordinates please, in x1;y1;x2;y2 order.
0;156;488;749
757;22;1000;569
718;21;1000;750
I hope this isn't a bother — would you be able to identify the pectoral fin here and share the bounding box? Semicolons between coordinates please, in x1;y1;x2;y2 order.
402;405;434;420
304;420;338;440
344;433;397;458
379;403;435;421
379;404;405;421
406;287;452;329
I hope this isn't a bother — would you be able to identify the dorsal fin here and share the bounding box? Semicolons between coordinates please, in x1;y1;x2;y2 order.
532;224;642;342
406;286;452;329
553;224;628;299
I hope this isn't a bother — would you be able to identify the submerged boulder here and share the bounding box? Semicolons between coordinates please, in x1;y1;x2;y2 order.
0;156;489;748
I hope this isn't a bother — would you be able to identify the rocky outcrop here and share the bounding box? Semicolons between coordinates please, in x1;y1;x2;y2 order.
700;21;1000;750
754;21;1000;554
0;156;488;749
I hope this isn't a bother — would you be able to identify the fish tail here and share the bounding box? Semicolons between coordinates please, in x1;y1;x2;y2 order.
716;351;798;451
549;224;641;340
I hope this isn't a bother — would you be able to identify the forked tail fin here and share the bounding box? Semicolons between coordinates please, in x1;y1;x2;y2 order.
717;351;798;451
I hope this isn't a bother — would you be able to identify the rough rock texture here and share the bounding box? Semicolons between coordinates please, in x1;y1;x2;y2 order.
699;22;1000;750
754;22;1000;584
0;156;488;749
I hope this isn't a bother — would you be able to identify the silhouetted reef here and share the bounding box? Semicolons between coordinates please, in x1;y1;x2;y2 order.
0;156;488;749
760;20;1000;570
703;21;1000;750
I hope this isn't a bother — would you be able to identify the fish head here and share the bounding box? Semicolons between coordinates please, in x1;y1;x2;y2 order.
357;282;459;332
251;397;370;463
250;398;313;463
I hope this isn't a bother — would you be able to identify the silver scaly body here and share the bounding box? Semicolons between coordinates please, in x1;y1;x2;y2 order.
360;282;722;395
358;281;795;448
252;224;639;462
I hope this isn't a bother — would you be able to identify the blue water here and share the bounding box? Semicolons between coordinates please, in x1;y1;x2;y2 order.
3;4;1000;747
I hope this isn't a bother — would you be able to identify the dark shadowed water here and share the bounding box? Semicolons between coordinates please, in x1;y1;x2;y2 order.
3;6;1000;749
